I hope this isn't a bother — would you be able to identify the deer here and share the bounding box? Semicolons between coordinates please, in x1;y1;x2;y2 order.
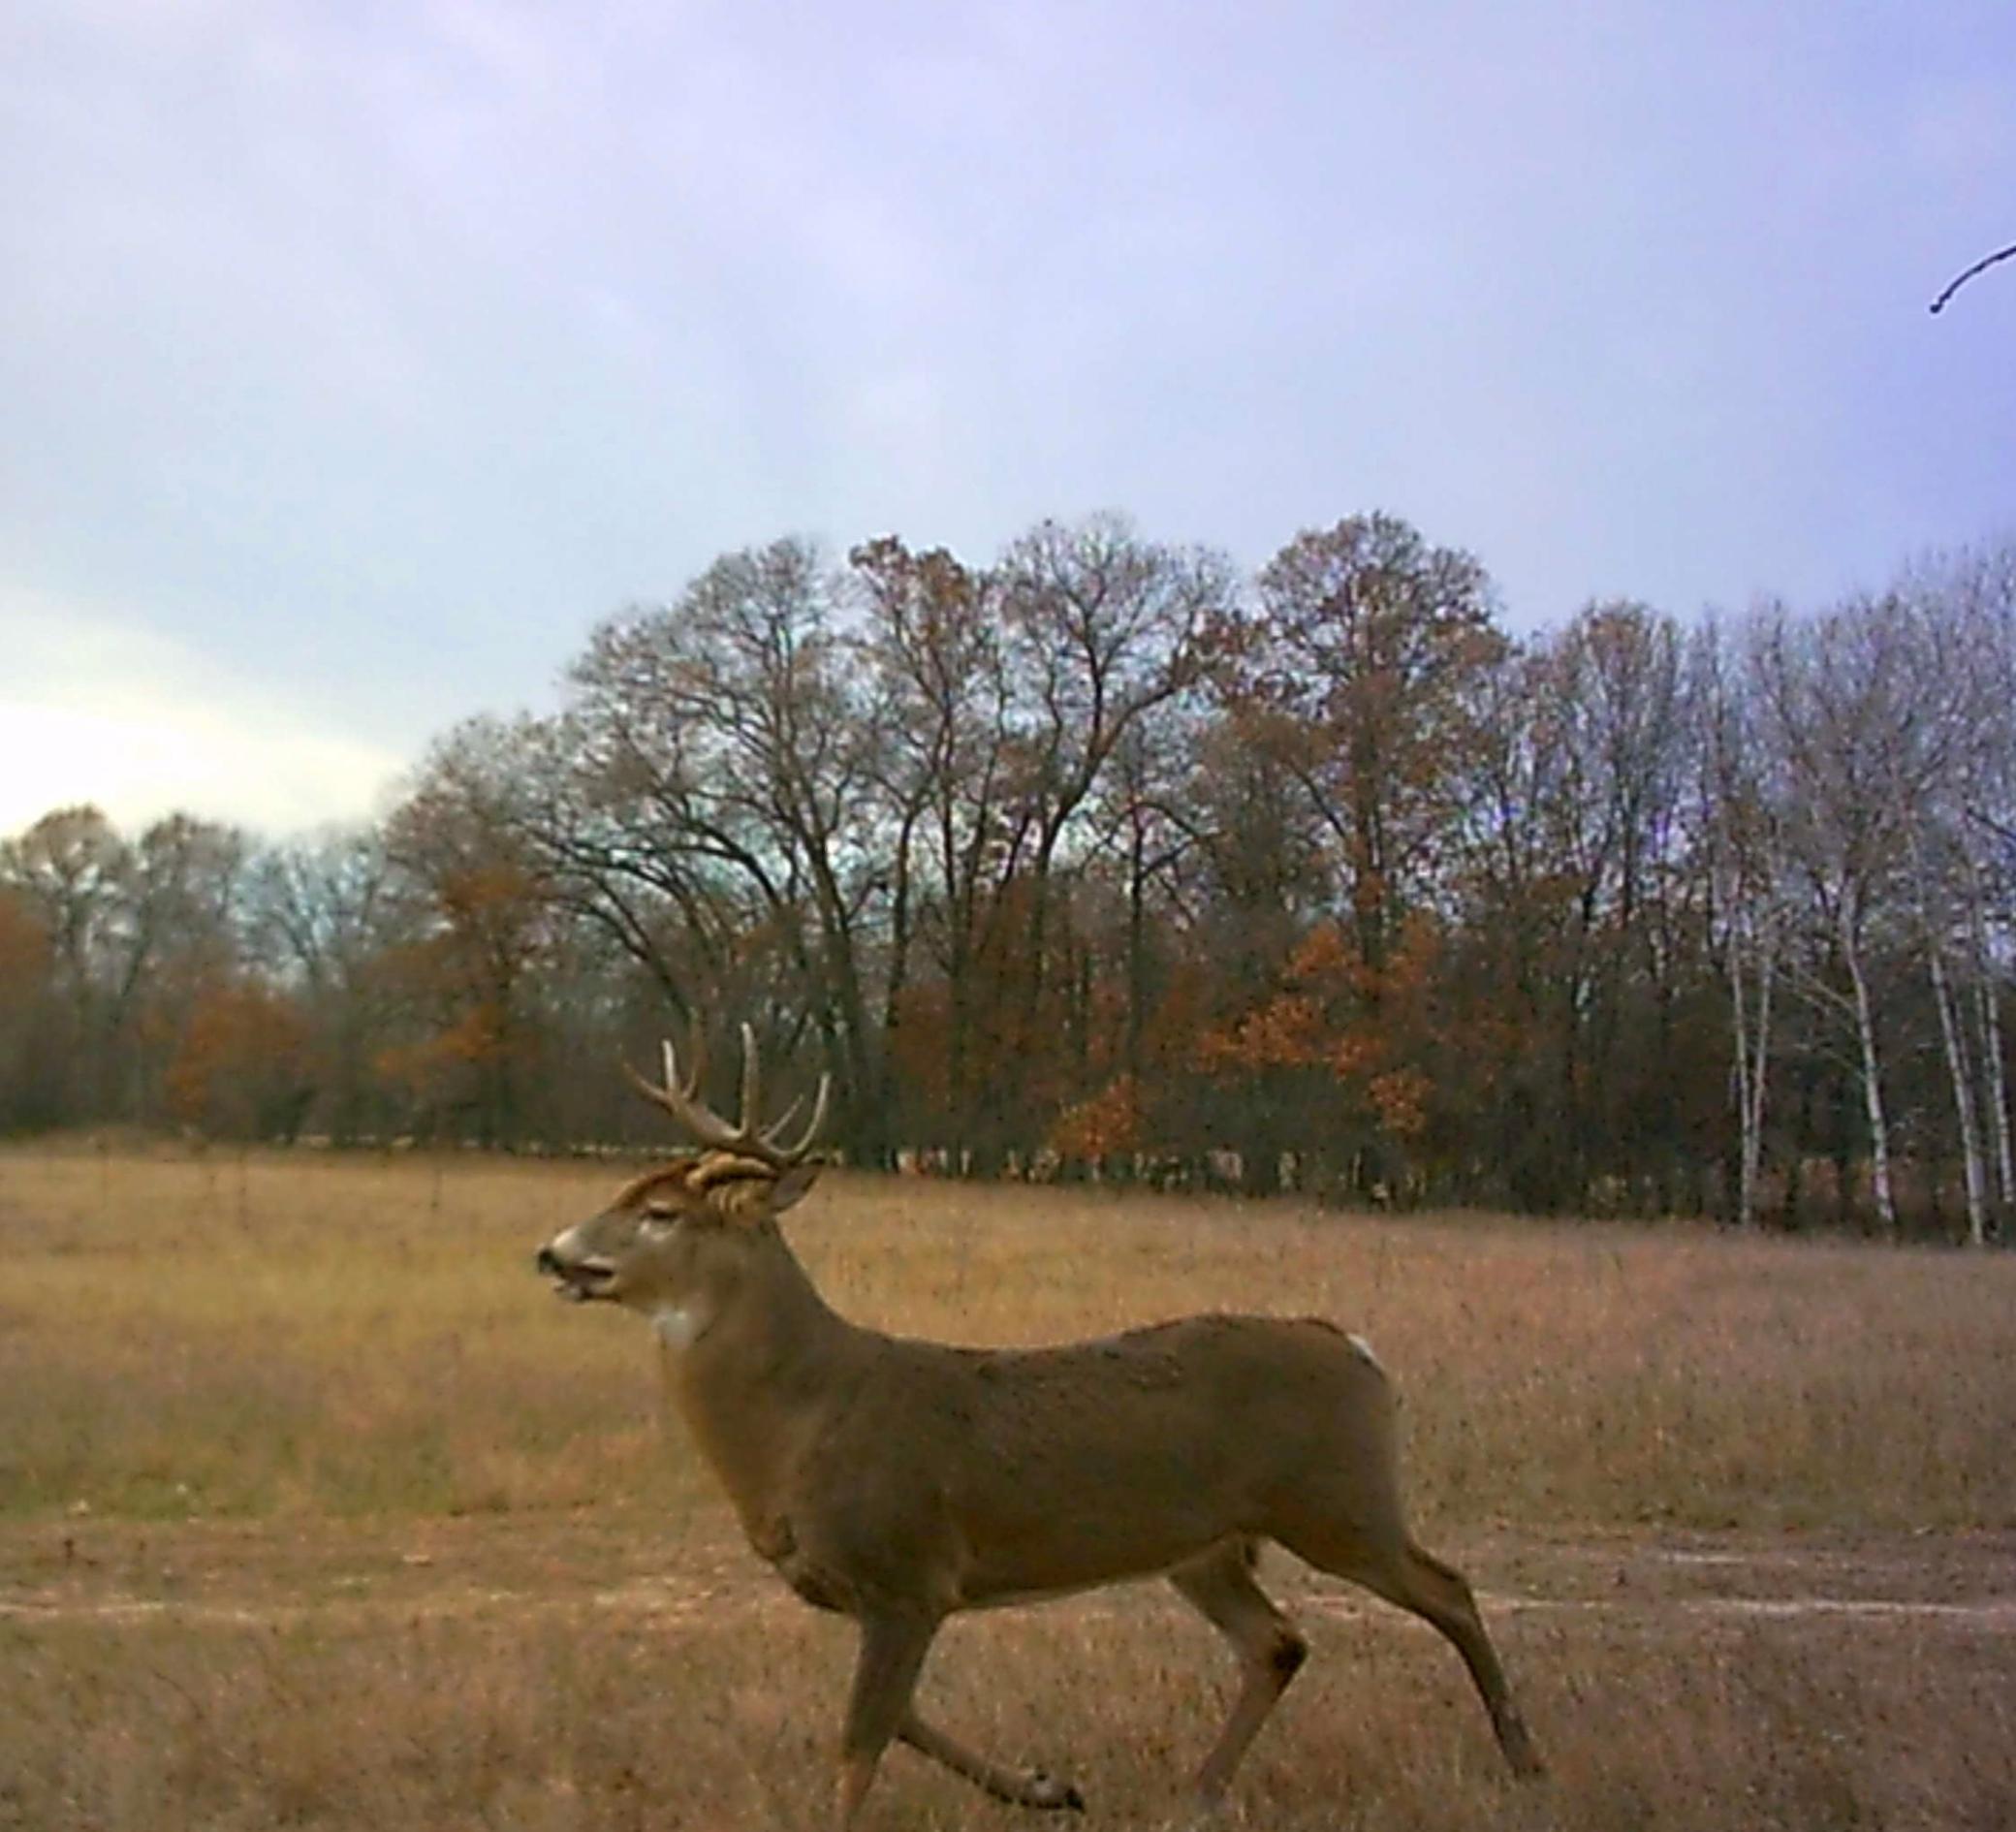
534;1028;1542;1827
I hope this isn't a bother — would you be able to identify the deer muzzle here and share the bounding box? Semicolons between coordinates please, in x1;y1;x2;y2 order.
535;1240;616;1301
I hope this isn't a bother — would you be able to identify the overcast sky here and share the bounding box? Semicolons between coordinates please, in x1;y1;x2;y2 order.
3;0;2011;839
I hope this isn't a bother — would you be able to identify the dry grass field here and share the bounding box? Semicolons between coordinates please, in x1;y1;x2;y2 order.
2;1143;2013;1830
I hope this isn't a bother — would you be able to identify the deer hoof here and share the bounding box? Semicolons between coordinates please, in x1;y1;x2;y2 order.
1028;1771;1085;1812
1502;1717;1547;1780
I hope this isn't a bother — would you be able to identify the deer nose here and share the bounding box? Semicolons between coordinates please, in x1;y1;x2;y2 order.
534;1245;562;1276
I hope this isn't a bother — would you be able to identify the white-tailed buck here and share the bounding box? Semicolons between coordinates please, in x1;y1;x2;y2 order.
536;1029;1541;1826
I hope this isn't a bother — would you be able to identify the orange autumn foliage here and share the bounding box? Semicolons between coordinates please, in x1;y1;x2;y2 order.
0;889;50;999
1196;912;1444;1145
1048;1074;1144;1159
166;979;309;1137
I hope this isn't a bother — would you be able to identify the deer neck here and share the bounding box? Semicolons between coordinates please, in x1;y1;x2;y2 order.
659;1229;862;1531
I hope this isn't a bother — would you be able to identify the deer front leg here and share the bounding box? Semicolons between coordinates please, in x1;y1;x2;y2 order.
898;1709;1086;1812
835;1610;938;1830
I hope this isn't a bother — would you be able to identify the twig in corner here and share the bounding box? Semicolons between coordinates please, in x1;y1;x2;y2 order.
1929;241;2016;314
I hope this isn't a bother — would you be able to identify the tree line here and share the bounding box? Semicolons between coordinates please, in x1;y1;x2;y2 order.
5;511;2013;1241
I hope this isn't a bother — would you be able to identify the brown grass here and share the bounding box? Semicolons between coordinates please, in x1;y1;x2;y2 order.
4;1520;2011;1831
2;1147;2010;1531
1;1145;2012;1829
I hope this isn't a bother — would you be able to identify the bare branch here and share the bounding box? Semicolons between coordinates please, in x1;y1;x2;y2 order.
1930;241;2016;315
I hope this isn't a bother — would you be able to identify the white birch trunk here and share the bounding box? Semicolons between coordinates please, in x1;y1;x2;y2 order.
1724;897;1776;1230
1838;892;1897;1231
1924;916;1988;1246
1746;928;1774;1230
1909;835;1989;1246
1726;911;1754;1226
1967;888;2015;1227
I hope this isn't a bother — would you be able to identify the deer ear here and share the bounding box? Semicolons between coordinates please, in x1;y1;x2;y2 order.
711;1164;820;1224
771;1162;822;1214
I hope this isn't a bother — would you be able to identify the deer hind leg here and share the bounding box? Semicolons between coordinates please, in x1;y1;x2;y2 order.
898;1712;1085;1813
1364;1541;1542;1778
1169;1541;1308;1809
1279;1521;1542;1780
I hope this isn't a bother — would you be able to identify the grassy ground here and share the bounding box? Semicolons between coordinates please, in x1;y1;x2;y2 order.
1;1144;2012;1828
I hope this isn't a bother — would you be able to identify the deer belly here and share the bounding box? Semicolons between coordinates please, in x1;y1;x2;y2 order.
949;1469;1257;1606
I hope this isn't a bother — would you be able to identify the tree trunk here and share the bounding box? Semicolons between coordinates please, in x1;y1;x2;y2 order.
1726;908;1775;1230
1839;897;1897;1232
1911;837;1990;1247
1925;921;1988;1246
1968;893;2014;1234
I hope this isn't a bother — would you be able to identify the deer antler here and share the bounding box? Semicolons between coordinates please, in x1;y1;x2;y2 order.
625;1023;831;1168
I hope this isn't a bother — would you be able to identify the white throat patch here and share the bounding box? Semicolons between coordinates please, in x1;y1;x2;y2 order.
652;1304;704;1352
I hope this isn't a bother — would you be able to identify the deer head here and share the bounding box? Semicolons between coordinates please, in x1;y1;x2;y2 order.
534;1026;831;1335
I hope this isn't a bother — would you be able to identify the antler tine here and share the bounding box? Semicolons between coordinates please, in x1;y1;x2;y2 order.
760;1092;805;1144
624;1028;748;1153
736;1023;764;1139
768;1072;833;1165
634;1027;706;1106
670;1024;709;1098
625;1021;828;1167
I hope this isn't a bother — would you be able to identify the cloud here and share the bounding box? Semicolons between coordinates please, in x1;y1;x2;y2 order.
0;588;408;838
2;0;2011;792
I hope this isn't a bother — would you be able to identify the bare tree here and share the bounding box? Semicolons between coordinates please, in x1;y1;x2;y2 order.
0;806;248;1121
1753;592;1978;1230
986;513;1232;1143
1233;513;1505;975
247;829;395;1141
853;536;1027;1158
1893;548;2016;1243
1949;545;2016;1234
0;805;130;1116
1532;603;1694;1203
570;539;890;1145
1695;618;1784;1227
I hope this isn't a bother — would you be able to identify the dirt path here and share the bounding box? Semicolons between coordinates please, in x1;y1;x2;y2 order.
4;1512;2011;1637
